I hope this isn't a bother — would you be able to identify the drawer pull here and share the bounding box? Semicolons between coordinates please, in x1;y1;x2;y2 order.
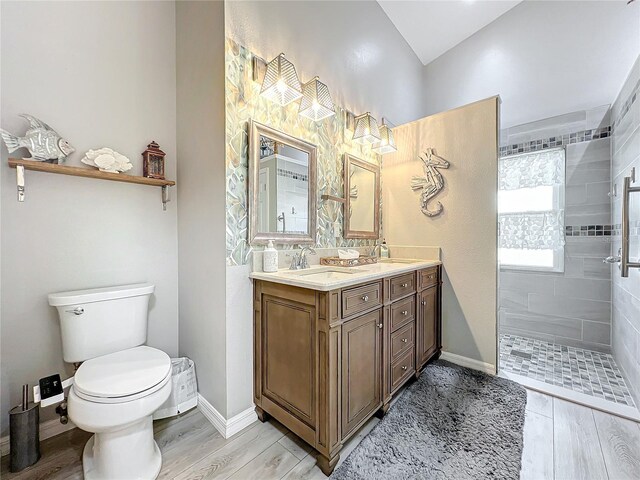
402;310;408;316
428;275;434;280
378;323;383;329
401;366;408;371
362;295;369;301
421;300;427;306
401;283;408;288
401;338;408;343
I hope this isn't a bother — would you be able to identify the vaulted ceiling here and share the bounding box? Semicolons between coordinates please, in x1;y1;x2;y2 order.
378;0;523;65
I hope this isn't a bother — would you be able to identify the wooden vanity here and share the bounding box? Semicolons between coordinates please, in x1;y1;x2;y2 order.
252;263;442;475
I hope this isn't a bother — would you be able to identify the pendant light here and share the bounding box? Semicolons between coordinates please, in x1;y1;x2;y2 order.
353;113;381;144
299;77;336;121
260;53;303;106
372;123;398;154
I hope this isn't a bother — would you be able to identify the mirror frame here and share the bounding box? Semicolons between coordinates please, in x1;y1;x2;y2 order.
343;153;380;240
248;120;317;245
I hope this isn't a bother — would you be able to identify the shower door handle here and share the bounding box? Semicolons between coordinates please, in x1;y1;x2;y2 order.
621;172;640;277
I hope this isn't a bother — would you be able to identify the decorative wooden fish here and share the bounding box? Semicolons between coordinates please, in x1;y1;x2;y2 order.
410;148;450;217
0;114;75;163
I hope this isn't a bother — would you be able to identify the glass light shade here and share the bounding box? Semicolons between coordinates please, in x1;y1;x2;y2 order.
372;124;398;154
299;77;335;121
260;53;303;106
353;113;381;144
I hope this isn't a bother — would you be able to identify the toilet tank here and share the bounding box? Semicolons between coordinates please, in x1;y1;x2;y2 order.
48;283;155;363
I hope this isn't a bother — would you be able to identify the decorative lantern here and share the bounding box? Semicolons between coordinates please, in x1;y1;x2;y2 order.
142;141;165;180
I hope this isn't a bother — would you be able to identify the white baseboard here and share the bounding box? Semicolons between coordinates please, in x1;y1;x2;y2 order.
197;394;257;439
440;351;496;375
0;418;76;457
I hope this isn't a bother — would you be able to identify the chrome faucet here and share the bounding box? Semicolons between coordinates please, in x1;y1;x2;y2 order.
370;242;381;258
288;246;317;270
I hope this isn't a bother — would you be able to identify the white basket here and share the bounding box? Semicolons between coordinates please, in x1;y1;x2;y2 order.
153;357;198;420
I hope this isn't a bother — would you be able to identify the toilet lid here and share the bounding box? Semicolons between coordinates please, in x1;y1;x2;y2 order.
74;346;171;399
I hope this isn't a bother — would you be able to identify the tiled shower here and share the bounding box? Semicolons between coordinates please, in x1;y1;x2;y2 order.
498;98;639;411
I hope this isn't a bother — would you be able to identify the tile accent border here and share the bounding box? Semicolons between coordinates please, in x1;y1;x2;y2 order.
613;77;640;128
565;225;612;237
499;126;611;157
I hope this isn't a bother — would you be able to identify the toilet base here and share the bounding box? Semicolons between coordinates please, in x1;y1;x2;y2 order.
82;416;162;480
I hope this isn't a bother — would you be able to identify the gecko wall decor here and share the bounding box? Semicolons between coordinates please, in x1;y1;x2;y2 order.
410;148;451;217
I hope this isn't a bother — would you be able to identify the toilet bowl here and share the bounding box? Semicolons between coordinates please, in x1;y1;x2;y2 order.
48;283;171;480
68;346;171;480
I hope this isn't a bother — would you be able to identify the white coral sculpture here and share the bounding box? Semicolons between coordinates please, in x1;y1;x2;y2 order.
81;147;133;173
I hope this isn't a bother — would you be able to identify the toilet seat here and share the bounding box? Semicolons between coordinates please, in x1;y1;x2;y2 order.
74;346;171;404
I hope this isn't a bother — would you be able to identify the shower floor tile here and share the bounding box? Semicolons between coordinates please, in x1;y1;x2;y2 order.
499;334;636;408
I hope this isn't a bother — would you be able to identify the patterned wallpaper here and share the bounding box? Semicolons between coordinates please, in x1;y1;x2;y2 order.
225;38;381;266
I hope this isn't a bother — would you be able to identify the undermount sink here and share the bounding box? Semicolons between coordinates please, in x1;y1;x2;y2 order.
378;258;422;264
284;266;363;279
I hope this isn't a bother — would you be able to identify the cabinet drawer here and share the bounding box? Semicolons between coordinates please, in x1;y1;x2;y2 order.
389;273;416;301
341;281;382;318
390;349;415;393
390;296;415;331
390;321;415;362
417;267;438;290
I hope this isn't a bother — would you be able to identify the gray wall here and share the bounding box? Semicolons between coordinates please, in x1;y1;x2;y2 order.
176;1;227;416
611;56;640;404
499;108;613;352
225;0;425;125
422;1;640;129
0;1;178;435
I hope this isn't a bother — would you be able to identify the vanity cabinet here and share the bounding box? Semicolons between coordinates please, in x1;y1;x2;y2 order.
252;264;441;475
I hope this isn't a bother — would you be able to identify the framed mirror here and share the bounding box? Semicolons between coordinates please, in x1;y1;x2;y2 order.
249;120;317;245
344;154;380;239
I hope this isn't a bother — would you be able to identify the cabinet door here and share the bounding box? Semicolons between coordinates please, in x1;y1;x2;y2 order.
342;309;382;437
416;287;438;369
262;295;316;427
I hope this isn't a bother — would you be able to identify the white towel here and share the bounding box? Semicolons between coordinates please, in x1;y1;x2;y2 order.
338;249;360;260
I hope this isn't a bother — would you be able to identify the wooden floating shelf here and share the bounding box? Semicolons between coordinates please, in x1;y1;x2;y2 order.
8;158;175;187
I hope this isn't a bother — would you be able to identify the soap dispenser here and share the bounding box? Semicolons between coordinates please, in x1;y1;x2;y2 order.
379;239;389;259
263;240;278;272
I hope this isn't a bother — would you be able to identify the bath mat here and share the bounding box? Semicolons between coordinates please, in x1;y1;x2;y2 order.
331;360;527;480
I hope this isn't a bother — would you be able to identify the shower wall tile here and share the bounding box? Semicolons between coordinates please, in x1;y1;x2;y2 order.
527;293;610;324
554;277;611;302
501;311;583;340
582;320;611;345
583;257;611;279
499;106;612;351
611;55;640;406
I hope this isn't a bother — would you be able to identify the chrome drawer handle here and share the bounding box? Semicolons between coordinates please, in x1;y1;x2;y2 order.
362;295;369;301
401;366;408;371
428;275;434;280
421;300;427;306
377;323;383;329
401;338;408;343
401;310;408;316
65;307;84;315
401;283;408;288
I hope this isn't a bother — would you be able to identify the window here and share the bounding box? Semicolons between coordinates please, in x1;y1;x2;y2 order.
498;148;565;272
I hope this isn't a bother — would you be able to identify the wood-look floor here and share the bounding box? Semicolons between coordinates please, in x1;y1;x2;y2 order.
2;390;639;479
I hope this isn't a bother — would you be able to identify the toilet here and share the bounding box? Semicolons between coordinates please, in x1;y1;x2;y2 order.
48;283;171;480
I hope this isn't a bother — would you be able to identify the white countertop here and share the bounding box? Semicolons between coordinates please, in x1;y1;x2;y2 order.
249;259;441;291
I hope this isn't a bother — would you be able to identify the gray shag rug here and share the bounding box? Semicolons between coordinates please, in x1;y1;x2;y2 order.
331;360;527;480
